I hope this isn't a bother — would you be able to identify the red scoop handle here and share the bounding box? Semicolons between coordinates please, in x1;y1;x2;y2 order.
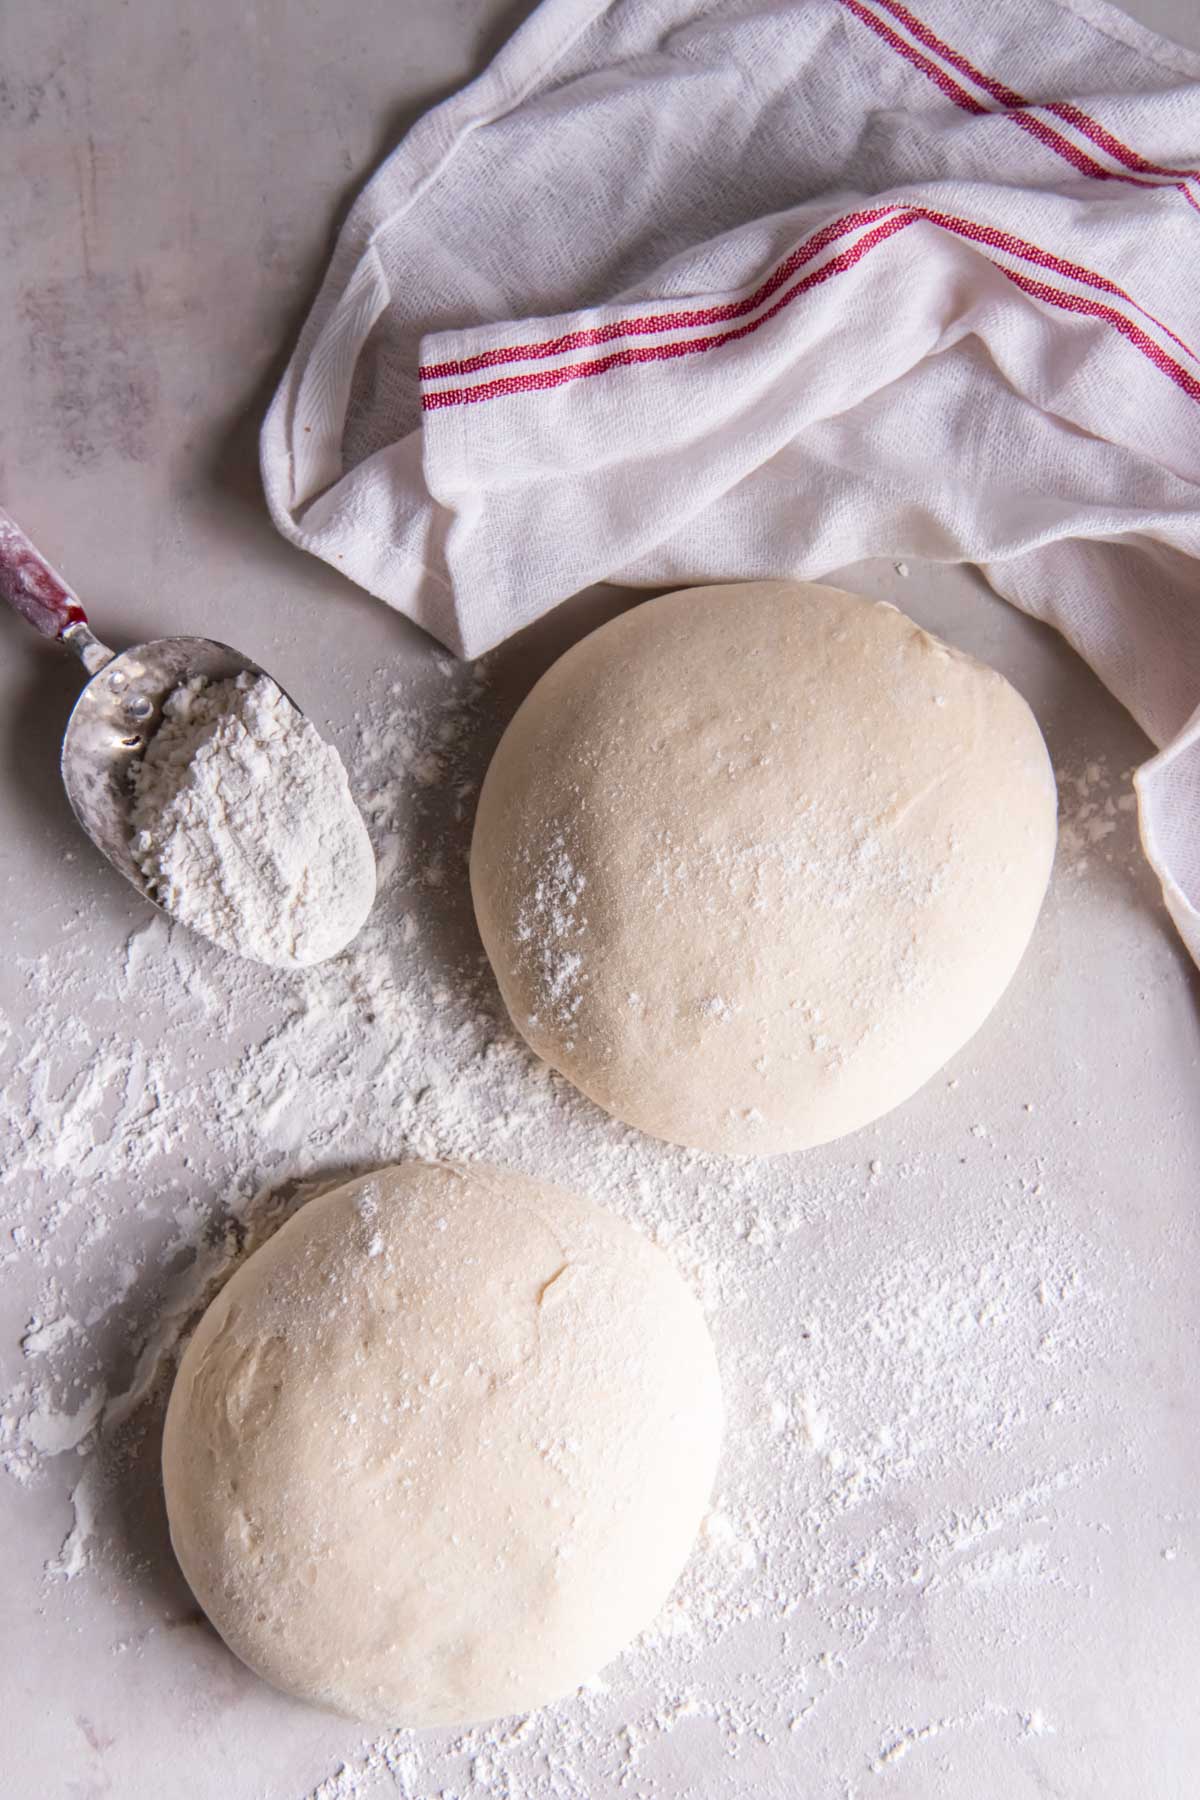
0;507;88;640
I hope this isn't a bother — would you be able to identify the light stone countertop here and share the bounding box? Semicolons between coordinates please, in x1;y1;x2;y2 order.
2;4;1198;1797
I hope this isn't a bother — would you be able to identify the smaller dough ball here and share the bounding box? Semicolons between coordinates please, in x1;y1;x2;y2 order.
470;581;1058;1155
162;1161;722;1726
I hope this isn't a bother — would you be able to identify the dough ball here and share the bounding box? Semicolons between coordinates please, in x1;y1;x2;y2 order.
162;1161;722;1726
471;581;1056;1155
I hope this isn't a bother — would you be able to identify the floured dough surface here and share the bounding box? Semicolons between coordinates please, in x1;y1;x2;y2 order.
161;1161;722;1726
470;581;1057;1155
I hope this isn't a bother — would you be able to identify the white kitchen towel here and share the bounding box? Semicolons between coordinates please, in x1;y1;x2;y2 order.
261;0;1200;963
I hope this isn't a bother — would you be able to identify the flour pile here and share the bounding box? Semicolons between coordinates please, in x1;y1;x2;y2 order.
131;673;375;968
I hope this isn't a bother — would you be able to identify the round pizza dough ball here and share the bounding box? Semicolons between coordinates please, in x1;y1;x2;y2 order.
471;581;1056;1155
162;1160;722;1726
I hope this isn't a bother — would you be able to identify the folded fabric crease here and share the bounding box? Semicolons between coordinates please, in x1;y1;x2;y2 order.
261;0;1200;964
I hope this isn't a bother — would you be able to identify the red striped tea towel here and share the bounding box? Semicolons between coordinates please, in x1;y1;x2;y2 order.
261;0;1200;963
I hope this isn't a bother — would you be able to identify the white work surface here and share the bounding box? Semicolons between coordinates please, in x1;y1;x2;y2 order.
2;4;1198;1797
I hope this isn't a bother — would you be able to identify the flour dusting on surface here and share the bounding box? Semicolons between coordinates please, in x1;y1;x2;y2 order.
0;657;1193;1797
515;830;589;1036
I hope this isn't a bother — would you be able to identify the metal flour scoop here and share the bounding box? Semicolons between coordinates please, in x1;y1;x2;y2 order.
0;506;278;904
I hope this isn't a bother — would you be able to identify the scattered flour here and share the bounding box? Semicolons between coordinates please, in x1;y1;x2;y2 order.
131;672;376;968
515;832;589;1035
1055;753;1137;877
0;652;1172;1796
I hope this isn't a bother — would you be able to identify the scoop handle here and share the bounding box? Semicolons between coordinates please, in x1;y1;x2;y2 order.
0;507;88;639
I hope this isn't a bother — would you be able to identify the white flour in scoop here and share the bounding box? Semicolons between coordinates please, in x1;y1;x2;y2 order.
131;673;376;968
